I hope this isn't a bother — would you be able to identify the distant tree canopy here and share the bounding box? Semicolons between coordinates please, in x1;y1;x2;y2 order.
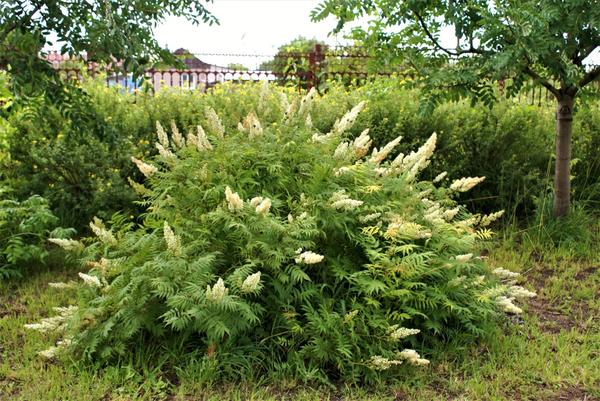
259;36;327;73
0;1;217;100
227;63;249;71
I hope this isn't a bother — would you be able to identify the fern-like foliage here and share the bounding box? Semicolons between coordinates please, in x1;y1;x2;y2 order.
0;186;72;279
30;84;533;383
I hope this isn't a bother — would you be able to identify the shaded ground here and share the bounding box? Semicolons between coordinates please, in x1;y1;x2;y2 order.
1;236;599;401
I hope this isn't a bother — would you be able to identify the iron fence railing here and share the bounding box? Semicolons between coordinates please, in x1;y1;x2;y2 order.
49;46;600;102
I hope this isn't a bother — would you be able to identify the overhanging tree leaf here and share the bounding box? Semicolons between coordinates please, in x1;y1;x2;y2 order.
312;0;600;217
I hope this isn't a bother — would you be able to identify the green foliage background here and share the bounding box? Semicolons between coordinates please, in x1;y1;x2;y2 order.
2;77;597;232
37;87;531;385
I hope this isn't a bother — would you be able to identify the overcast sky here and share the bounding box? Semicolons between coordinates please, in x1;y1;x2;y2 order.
154;0;599;69
154;0;350;69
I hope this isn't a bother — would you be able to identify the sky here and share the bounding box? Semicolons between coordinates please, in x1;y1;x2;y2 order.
154;0;599;68
153;0;356;69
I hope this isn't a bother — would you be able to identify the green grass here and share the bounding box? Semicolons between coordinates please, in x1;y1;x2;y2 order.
1;224;599;401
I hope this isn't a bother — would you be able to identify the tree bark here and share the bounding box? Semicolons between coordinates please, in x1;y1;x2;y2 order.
553;95;574;217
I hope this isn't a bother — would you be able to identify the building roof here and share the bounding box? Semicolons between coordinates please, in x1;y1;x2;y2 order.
46;49;221;71
173;48;215;70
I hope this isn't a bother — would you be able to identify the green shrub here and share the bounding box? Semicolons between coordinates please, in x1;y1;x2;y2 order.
313;79;600;218
0;187;73;279
4;76;595;234
29;88;534;384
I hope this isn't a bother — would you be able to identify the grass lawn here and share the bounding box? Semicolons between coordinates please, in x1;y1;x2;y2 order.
1;225;599;401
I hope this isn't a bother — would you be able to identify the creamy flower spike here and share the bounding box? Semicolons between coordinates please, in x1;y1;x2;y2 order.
370;135;402;164
78;272;102;288
352;129;372;158
359;212;382;223
332;101;366;136
492;267;520;279
442;207;460;221
330;190;363;210
38;346;59;360
334;166;353;177
399;349;430;366
239;111;263;139
249;196;264;207
433;171;448;183
480;210;505;226
394;133;437;177
450;176;486;192
298;87;316;117
48;282;75;289
40;337;74;359
385;220;431;239
279;92;290;116
388;325;420;341
344;309;359;323
186;129;198;148
131;156;158;178
255;198;272;216
163;221;182;256
313;102;367;143
156;121;169;148
508;285;537;298
24;306;78;333
305;114;313;129
295;251;324;264
369;355;403;370
206;278;228;302
333;142;351;159
496;296;523;314
195;125;213;151
89;217;117;245
205;107;225;139
170;120;185;148
455;253;473;263
241;271;261;293
155;142;174;159
48;238;84;252
224;186;244;211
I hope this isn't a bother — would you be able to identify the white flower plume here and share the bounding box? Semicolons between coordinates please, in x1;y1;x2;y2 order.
225;186;244;211
48;238;84;252
295;251;324;264
241;271;262;293
450;176;486;192
255;198;272;216
131;157;158;178
206;278;228;303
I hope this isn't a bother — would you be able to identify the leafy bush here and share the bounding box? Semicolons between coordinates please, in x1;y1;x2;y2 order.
5;76;595;232
29;87;534;384
0;187;72;279
2;91;147;230
312;79;600;218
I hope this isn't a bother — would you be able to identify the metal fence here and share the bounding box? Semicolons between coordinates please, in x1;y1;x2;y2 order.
52;45;404;93
51;45;599;102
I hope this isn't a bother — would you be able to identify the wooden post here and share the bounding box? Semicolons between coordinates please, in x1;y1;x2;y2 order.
309;44;324;90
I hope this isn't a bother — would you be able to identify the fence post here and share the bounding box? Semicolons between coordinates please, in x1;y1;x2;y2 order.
309;44;323;90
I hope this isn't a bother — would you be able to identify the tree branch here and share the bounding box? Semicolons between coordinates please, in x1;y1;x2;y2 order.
579;65;600;88
523;66;560;98
412;10;484;57
1;1;45;41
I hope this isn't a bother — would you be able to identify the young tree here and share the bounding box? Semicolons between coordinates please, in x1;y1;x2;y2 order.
1;1;216;97
312;0;600;217
227;63;249;71
259;36;327;73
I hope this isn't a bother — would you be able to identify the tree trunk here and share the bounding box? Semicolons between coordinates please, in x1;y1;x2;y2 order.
553;95;574;217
